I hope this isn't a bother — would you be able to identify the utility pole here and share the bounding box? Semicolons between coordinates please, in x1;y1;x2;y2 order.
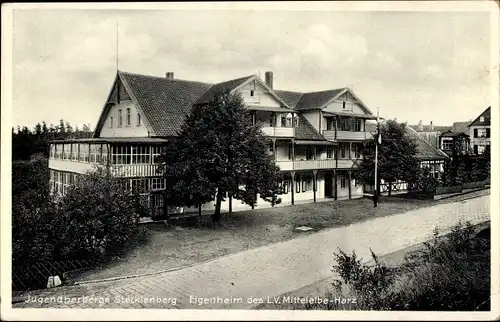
373;107;380;207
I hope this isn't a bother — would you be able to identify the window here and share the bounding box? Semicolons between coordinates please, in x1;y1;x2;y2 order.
118;109;123;127
288;143;293;160
326;118;334;131
269;113;275;127
302;176;312;192
131;145;151;164
80;144;90;162
250;90;254;97
305;147;313;160
151;177;166;191
89;144;98;163
354;119;362;132
441;139;453;150
109;117;114;128
478;145;486;154
486;128;490;138
352;143;361;159
478;128;487;138
340;173;347;189
282;181;290;194
296;178;301;193
130;178;150;194
102;144;109;164
54;144;61;159
480;116;485;122
50;145;55;159
126;108;131;126
112;145;131;164
340;143;349;159
269;143;274;154
152;146;164;164
63;144;70;160
137;113;141;126
342;101;346;109
294;116;299;127
327;147;334;159
71;143;78;161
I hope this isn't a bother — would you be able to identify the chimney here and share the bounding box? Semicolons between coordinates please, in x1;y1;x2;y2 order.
418;120;423;131
430;121;434;131
165;72;174;81
265;71;273;89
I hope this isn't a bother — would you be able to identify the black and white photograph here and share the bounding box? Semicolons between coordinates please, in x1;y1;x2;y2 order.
1;1;498;320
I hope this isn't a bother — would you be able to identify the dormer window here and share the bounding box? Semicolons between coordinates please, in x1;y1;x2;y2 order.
250;90;255;97
342;101;346;109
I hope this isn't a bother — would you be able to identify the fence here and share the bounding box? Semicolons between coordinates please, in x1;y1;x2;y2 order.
463;180;489;190
12;259;95;291
435;185;463;195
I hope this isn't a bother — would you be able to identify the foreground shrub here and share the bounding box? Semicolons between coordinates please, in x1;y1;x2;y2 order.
299;221;490;311
53;167;140;260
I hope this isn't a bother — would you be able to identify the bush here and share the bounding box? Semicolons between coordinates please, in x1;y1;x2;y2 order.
53;167;140;260
303;221;490;311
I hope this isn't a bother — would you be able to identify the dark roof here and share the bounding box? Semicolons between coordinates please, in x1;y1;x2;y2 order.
468;106;491;127
119;71;212;137
408;124;452;133
295;115;325;141
439;131;469;138
452;121;470;133
295;88;346;110
195;75;254;105
366;122;448;160
274;90;303;108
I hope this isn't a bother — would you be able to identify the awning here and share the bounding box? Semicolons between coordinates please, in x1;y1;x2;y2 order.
322;111;378;120
294;140;337;145
246;105;294;113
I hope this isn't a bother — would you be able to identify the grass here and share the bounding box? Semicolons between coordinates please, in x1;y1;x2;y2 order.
73;189;489;283
257;220;491;311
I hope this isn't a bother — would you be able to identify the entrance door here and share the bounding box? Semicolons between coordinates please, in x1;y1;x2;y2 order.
150;192;166;220
324;173;333;198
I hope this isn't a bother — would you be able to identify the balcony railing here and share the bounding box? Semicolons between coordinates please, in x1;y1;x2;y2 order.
261;126;295;138
110;164;161;177
323;130;368;141
336;159;362;168
276;159;337;171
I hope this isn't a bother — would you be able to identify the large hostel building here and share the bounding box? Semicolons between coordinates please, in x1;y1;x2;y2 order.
48;71;378;217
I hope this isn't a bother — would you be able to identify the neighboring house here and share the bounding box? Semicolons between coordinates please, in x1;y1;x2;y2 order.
468;106;491;155
408;121;452;149
438;131;471;158
452;121;470;134
48;70;377;216
364;122;449;194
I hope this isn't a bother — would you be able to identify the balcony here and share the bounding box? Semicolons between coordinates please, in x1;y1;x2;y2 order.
261;126;295;138
110;164;161;177
276;159;337;171
336;159;363;168
322;130;368;141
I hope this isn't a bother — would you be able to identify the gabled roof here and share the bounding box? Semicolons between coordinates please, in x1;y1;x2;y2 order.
274;90;303;108
408;124;452;133
195;75;254;105
118;71;212;137
295;115;326;141
294;88;345;111
468;106;491;127
365;122;449;161
439;131;469;138
452;121;470;133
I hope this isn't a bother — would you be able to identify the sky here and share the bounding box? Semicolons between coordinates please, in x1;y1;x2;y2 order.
11;4;495;130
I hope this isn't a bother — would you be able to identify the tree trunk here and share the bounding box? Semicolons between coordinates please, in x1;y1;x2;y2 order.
212;189;223;223
198;204;202;221
388;180;392;196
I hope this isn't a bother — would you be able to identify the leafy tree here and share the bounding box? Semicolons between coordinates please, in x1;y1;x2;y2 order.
157;91;281;223
357;120;420;196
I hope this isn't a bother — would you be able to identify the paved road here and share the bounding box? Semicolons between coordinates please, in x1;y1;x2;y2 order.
13;195;489;309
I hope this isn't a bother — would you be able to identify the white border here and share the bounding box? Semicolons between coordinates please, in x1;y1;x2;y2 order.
1;2;499;321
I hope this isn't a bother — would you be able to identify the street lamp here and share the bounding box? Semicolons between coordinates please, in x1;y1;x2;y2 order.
374;107;381;207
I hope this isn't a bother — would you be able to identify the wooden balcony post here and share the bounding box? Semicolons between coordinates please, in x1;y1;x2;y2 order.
272;139;277;161
334;170;338;200
291;171;295;206
313;170;318;203
348;170;352;199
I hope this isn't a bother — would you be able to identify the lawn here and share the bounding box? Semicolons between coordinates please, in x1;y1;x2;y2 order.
73;189;490;283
